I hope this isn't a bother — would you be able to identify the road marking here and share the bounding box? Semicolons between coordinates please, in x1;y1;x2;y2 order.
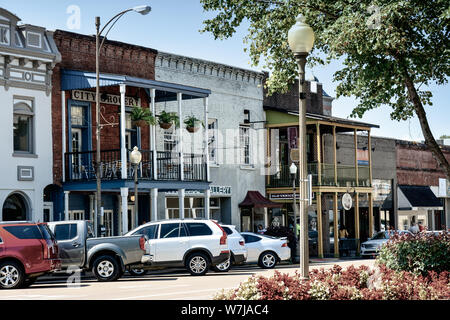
113;287;236;300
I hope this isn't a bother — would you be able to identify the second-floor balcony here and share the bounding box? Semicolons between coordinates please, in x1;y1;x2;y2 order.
267;163;371;188
64;149;207;182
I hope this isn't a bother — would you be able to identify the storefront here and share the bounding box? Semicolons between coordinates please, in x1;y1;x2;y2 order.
239;191;282;232
397;185;444;230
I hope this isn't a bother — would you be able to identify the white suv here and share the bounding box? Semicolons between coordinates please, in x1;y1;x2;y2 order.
125;219;229;276
213;225;247;272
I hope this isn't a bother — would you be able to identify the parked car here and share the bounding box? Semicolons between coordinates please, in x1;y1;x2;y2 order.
125;219;230;276
360;230;412;257
212;225;247;272
240;232;291;269
47;220;150;281
0;221;61;289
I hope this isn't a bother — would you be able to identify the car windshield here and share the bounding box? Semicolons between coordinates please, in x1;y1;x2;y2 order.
371;231;387;240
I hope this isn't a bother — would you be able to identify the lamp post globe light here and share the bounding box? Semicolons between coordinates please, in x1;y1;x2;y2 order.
130;146;142;230
288;14;315;279
94;6;151;236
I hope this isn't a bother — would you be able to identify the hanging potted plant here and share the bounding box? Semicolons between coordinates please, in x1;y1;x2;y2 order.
184;115;204;133
130;105;156;127
158;110;179;129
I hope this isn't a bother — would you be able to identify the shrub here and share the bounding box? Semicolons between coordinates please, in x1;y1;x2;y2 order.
214;265;450;300
377;231;450;275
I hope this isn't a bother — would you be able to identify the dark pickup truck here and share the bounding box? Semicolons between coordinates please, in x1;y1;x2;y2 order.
48;221;150;281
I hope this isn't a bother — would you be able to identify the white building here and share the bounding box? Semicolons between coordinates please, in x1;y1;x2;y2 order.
0;8;60;222
155;52;269;230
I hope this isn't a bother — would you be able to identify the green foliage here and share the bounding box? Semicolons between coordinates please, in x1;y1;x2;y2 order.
184;115;205;128
158;110;180;127
130;106;156;126
200;0;449;121
377;232;450;275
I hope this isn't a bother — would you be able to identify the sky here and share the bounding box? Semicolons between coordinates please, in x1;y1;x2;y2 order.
2;0;448;142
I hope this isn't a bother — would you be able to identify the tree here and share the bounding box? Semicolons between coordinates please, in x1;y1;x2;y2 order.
200;0;450;177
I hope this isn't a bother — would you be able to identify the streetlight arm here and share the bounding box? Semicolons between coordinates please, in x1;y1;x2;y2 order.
98;10;132;52
99;9;133;36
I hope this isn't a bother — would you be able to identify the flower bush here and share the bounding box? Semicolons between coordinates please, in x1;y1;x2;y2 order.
213;265;450;300
377;231;450;275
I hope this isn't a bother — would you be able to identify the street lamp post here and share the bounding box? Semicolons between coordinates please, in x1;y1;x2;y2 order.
94;5;151;236
130;146;142;229
288;14;315;279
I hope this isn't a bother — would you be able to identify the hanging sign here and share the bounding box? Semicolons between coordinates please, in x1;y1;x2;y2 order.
342;193;353;210
71;90;140;107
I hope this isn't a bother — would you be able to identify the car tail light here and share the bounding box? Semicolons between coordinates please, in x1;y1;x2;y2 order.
212;220;227;246
239;240;245;246
281;242;288;247
40;240;49;259
139;236;146;251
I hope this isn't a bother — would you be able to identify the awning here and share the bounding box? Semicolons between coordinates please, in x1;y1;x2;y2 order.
397;185;443;210
239;191;283;209
60;69;211;101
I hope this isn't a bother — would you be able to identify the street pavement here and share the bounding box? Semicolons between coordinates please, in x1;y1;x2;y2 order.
0;258;375;300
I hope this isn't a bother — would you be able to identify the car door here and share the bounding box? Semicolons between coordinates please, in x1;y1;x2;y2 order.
52;223;85;269
153;222;189;263
243;234;262;262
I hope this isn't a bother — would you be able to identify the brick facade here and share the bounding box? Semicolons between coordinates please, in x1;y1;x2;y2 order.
396;140;450;186
51;30;157;185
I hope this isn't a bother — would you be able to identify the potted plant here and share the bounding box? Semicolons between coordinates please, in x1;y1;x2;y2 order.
130;106;156;127
184;115;204;133
157;110;179;129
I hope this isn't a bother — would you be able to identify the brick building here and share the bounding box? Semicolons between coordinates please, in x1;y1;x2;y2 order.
48;30;212;236
395;139;450;231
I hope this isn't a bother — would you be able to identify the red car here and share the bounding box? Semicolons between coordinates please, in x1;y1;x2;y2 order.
0;222;61;289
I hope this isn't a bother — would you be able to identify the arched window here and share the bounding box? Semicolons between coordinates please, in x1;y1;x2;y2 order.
13;99;34;154
2;193;29;221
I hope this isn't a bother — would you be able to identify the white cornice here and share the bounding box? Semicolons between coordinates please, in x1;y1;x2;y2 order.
156;51;265;85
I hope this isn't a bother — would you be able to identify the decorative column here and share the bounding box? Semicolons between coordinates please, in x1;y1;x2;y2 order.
333;192;339;258
62;91;66;182
333;126;337;186
354;129;359;186
316;123;321;186
120;187;129;234
355;192;360;255
368;192;374;238
64;191;70;221
179;189;185;219
177;92;184;181
203;97;210;181
204;188;211;219
151;188;158;221
317;192;323;258
120;84;127;179
150;88;157;180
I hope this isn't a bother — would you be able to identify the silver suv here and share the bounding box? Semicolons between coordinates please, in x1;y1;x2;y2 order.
125;219;230;276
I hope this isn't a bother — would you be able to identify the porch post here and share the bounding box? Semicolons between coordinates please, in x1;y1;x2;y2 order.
355;192;360;255
120;84;127;179
368;129;372;186
62;91;66;182
368;192;374;238
117;194;122;235
316;123;321;185
150;88;157;180
333;126;337;186
354;129;359;186
317;192;323;258
333;192;339;258
203;97;210;181
89;194;94;224
120;187;129;234
64;191;70;221
177;92;184;181
204;188;211;219
179;189;185;219
151;188;158;221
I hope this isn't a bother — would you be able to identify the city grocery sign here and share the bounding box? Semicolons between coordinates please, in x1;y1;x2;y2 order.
71;90;140;107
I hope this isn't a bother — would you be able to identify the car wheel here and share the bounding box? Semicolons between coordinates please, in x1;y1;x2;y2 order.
129;268;148;276
258;251;277;269
186;253;210;276
92;255;121;282
0;261;25;289
213;258;231;272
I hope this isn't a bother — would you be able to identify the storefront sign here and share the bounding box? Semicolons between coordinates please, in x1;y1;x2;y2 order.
165;185;232;197
71;90;140;107
269;192;315;201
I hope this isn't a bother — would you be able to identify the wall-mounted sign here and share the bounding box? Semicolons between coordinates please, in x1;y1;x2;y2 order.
71;90;140;107
269;192;315;201
342;193;353;210
165;186;232;197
